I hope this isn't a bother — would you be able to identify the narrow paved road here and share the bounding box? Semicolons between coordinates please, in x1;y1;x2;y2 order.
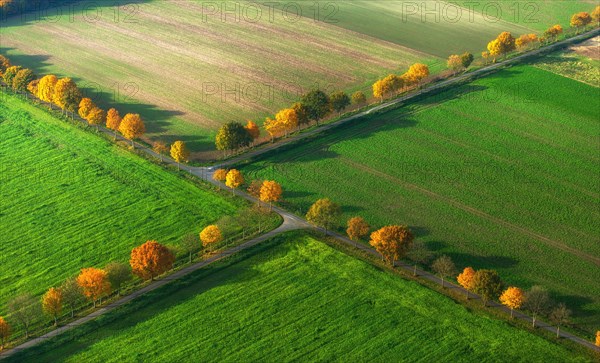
218;28;600;168
2;28;599;359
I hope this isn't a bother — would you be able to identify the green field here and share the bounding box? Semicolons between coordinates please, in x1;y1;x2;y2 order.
0;93;243;313
287;0;532;57
453;1;597;32
6;233;591;362
242;64;600;333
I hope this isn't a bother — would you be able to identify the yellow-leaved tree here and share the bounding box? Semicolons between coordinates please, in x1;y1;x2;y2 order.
42;287;63;326
86;107;106;131
119;113;145;148
52;78;81;116
225;169;244;194
37;74;58;107
407;63;430;86
200;225;222;251
499;286;525;318
264;117;284;142
170;140;190;170
570;12;592;33
78;98;95;120
457;267;476;299
260;180;282;210
275;108;298;137
106;108;122;140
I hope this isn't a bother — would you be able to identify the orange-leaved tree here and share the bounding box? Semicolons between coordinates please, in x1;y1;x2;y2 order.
119;113;145;148
543;25;563;42
170;140;190;170
369;225;414;266
245;120;260;144
0;316;10;350
86;107;106;131
42;287;63;326
213;168;228;183
200;225;222;251
130;240;175;281
77;268;111;308
260;180;282;210
106;108;122;140
457;267;476;299
225;169;244;194
596;330;600;347
346;216;370;241
570;12;592;33
499;286;525;318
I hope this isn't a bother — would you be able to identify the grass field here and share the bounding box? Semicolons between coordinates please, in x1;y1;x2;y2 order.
0;93;243;313
535;37;600;87
242;64;600;333
0;0;430;158
452;1;597;32
286;0;532;57
6;233;592;362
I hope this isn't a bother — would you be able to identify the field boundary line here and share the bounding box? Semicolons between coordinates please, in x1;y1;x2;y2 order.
337;157;600;267
220;27;600;168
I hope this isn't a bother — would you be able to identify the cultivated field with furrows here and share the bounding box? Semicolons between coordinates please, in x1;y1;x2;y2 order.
0;0;431;158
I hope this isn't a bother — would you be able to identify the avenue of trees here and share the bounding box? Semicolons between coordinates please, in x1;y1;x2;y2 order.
0;56;149;150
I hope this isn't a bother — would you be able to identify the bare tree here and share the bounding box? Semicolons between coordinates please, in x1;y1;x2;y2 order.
60;278;84;318
523;286;552;328
550;303;571;338
406;241;432;276
431;255;456;288
8;294;42;338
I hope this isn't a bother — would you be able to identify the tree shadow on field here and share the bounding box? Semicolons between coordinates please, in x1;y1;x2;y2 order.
446;252;519;270
550;293;594;318
0;0;151;29
0;47;52;74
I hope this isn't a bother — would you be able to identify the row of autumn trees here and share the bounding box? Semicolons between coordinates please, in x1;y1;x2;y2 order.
214;88;366;154
0;215;268;349
482;6;600;63
343;213;599;343
0;55;148;148
212;6;600;157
